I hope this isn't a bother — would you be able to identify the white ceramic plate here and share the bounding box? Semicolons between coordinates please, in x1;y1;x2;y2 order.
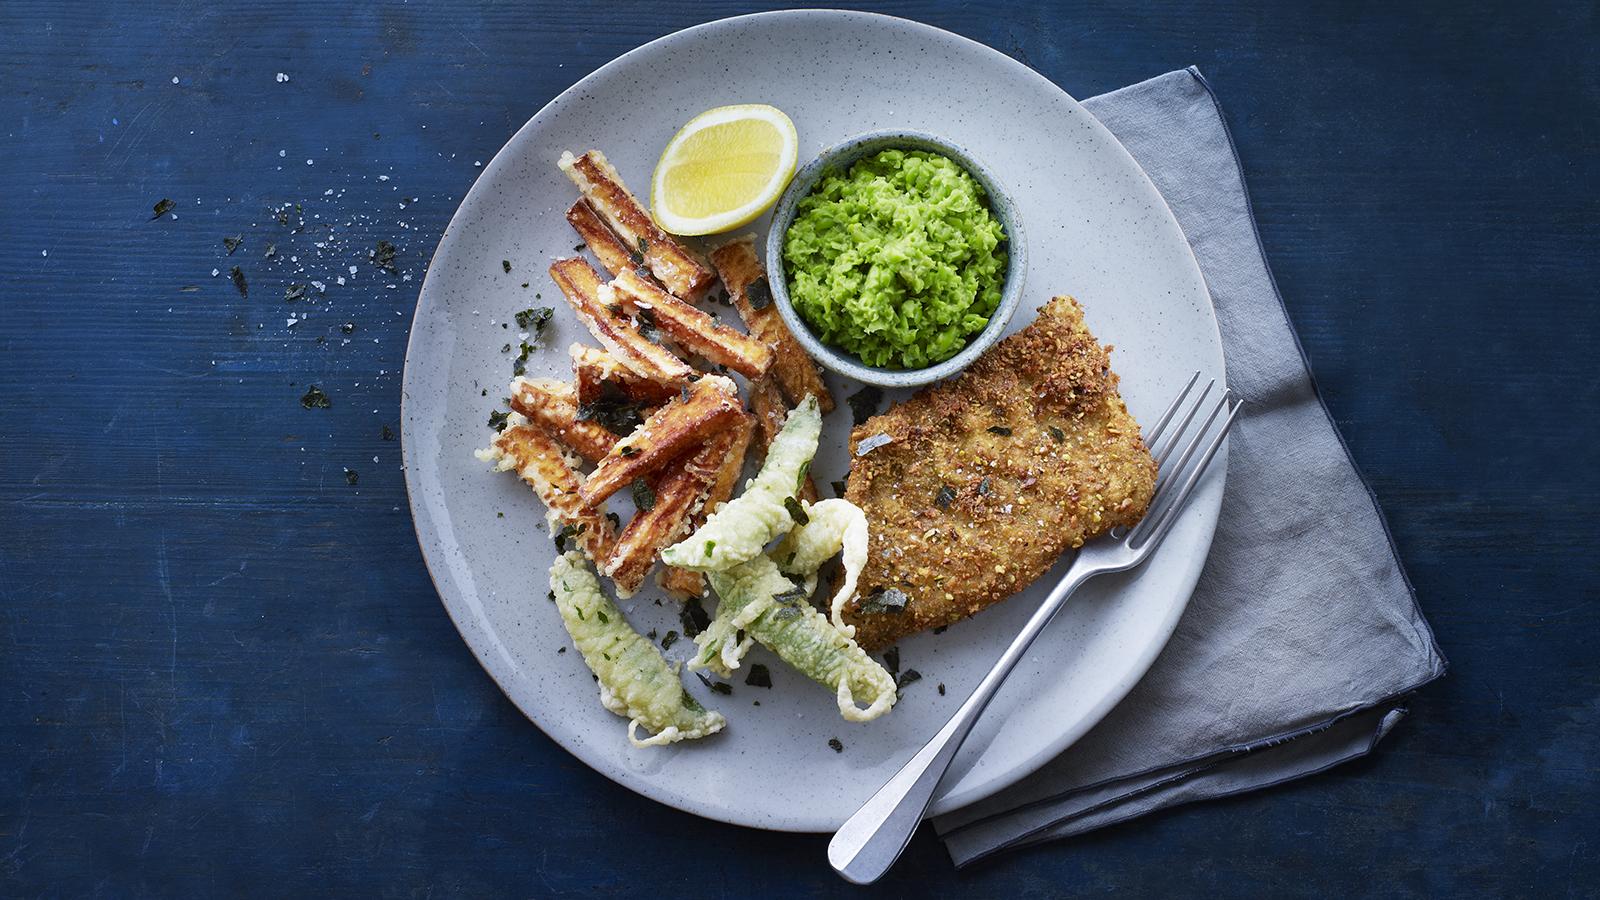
402;10;1225;832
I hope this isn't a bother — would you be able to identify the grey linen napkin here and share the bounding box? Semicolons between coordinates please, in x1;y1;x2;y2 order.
932;67;1447;866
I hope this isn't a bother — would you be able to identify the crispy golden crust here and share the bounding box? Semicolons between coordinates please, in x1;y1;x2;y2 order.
549;257;693;385
603;428;737;596
507;377;617;462
842;297;1157;650
569;344;678;407
487;421;617;563
657;414;754;599
578;375;744;508
610;269;774;380
559;150;715;302
566;198;635;278
710;237;834;414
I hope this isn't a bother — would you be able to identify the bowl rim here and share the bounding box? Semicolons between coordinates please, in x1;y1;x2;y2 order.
763;128;1027;388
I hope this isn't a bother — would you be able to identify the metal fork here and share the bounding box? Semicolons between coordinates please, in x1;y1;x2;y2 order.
828;372;1242;884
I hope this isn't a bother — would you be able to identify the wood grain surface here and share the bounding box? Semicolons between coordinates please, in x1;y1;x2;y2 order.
1;1;1595;896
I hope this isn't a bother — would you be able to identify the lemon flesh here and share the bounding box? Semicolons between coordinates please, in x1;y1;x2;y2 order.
652;105;798;236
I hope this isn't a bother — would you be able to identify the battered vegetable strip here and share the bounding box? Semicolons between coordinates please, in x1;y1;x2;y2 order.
609;268;775;380
750;377;820;503
710;236;834;413
566;198;635;278
558;150;716;302
550;552;725;747
508;376;617;462
570;344;677;407
549;256;694;385
579;375;744;508
657;415;754;599
660;395;822;572
694;555;895;722
475;415;616;563
604;426;743;598
774;498;870;635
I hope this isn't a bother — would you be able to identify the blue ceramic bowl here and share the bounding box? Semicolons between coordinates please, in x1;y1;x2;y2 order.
764;129;1026;388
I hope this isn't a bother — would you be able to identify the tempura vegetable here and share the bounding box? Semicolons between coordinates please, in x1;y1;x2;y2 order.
773;498;870;636
660;395;822;572
549;552;725;747
692;555;896;723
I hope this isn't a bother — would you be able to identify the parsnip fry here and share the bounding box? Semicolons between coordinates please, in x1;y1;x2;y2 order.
710;236;834;413
549;257;693;384
610;269;774;380
475;415;616;563
570;344;680;407
558;150;716;302
508;376;617;462
566;198;635;278
579;375;744;508
605;425;743;597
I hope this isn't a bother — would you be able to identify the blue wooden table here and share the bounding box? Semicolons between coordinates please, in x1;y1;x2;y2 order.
2;2;1595;895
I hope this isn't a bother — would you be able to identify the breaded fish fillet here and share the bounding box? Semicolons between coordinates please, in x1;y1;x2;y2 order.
842;296;1157;650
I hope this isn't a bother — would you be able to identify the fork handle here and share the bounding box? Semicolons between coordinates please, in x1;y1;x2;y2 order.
827;565;1094;884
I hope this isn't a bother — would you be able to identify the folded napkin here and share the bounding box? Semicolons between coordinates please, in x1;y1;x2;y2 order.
933;68;1447;866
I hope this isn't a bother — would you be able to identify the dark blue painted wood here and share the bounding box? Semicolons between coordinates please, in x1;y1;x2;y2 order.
1;2;1594;896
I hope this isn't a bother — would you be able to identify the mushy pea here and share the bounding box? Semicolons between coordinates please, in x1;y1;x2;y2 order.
782;149;1007;369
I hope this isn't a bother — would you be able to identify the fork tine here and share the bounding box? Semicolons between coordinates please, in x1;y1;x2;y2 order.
1150;379;1214;466
1142;371;1200;452
1132;397;1242;552
1133;389;1232;543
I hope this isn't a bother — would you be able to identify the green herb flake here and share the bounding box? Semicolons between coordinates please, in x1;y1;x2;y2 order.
229;266;248;298
373;240;398;273
935;485;957;509
846;386;883;426
604;511;621;530
285;283;307;302
660;630;680;651
637;237;649;254
574;382;646;435
299;385;332;409
784;496;810;525
343;467;359;486
1048;425;1065;443
488;409;510;431
553;523;579;553
341;322;356;335
831;479;849;497
631;478;656;512
619;446;640;458
709;681;733;696
881;647;900;677
977;476;992;496
828;738;843;753
501;259;512;274
679;597;711;637
596;609;609;624
986;425;1013;436
938;682;946;695
223;234;244;254
860;587;910;615
745;276;772;310
744;664;773;689
635;307;662;344
150;198;176;220
514;307;554;332
896;668;922;689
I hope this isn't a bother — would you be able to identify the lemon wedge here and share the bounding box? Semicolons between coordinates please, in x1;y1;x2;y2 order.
651;104;798;236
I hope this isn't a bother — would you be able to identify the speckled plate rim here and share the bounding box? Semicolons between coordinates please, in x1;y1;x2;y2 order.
402;10;1227;833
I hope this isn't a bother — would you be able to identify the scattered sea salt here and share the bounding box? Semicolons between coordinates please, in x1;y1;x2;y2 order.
276;72;290;83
